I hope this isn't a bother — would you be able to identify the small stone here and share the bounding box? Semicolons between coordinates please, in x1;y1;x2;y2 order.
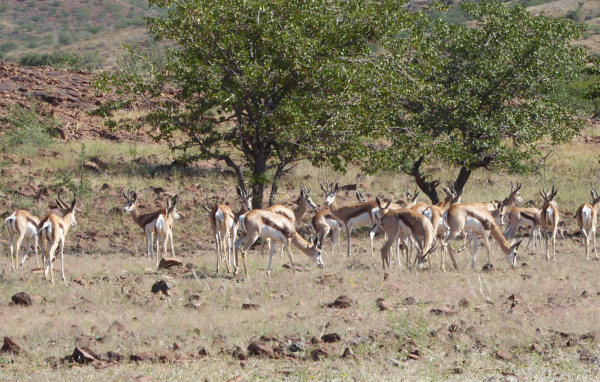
45;356;59;369
1;336;27;356
22;158;33;166
107;321;125;334
241;303;260;310
341;347;354;358
151;280;176;296
377;300;394;311
130;352;152;362
482;263;495;272
311;348;330;361
582;290;590;298
247;340;274;358
11;292;40;306
530;343;543;354
403;296;419;305
326;295;353;309
173;342;181;350
496;350;512;361
430;307;458;316
158;258;183;269
72;347;97;364
259;334;279;342
407;350;421;361
458;298;471;309
321;333;341;343
507;293;522;301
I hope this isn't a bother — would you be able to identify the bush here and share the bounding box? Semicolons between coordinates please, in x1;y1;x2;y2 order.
51;1;63;6
1;104;59;152
18;51;105;73
57;32;73;46
84;25;104;34
566;9;581;22
0;42;18;53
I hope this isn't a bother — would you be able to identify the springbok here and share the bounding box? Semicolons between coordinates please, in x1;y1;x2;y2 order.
320;180;386;257
309;208;342;255
442;203;522;271
539;186;559;261
576;185;600;260
38;190;78;284
202;198;236;273
155;195;180;263
234;209;324;278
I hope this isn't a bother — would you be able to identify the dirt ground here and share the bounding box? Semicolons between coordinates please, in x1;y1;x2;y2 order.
1;140;600;381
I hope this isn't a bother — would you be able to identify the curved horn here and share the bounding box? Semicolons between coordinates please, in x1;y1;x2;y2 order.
592;184;599;199
57;189;68;209
375;196;382;209
71;190;77;210
385;197;393;209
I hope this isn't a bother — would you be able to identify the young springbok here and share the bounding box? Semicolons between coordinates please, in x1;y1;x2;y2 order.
5;210;40;271
309;209;342;255
234;209;324;278
155;195;180;263
38;190;78;284
202;198;237;273
539;186;559;261
576;185;600;260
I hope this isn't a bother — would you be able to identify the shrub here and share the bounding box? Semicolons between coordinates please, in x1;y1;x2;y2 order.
84;25;104;34
57;32;73;46
51;1;63;6
0;42;18;53
566;9;581;22
1;104;59;152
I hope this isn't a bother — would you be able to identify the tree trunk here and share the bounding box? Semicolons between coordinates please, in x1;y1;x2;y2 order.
454;166;471;194
404;157;440;204
252;156;268;209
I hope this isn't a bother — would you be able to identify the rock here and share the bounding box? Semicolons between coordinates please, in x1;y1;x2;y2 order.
21;158;33;166
321;333;341;343
347;337;368;347
282;263;304;272
98;351;124;362
530;343;543;354
403;296;419;305
198;347;210;357
135;157;150;165
482;263;495;272
326;295;353;309
430;307;458;316
377;299;394;311
247;340;274;358
341;347;354;358
18;186;37;197
130;352;152;362
131;375;153;382
458;298;471;309
45;356;59;369
151;280;177;296
83;161;101;172
11;292;40;306
73;277;86;286
311;348;330;361
507;293;522;301
241;303;261;310
172;342;181;351
72;347;98;364
158;258;183;269
407;350;421;360
100;183;112;191
259;334;280;342
387;283;403;291
582;290;590;298
107;321;125;334
1;336;26;356
339;184;357;191
154;350;173;363
496;351;513;361
288;342;305;352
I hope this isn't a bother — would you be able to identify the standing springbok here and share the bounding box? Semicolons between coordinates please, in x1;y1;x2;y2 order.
539;186;559;261
38;190;78;284
123;189;174;264
576;185;600;260
376;202;437;270
309;208;342;255
320;180;386;257
442;203;522;271
234;209;324;278
202;199;236;273
6;210;40;271
265;185;317;257
155;195;180;263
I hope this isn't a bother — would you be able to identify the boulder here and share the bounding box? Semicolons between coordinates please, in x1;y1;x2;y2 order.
1;336;26;356
326;295;353;309
72;347;98;364
247;340;275;358
11;292;40;306
151;280;176;296
321;333;341;343
158;258;183;269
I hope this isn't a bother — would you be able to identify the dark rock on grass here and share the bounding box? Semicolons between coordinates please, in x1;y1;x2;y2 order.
247;340;275;358
377;299;394;311
130;352;153;362
45;356;59;369
430;307;458;316
321;333;341;343
482;263;495;272
98;351;124;362
260;334;280;342
496;350;512;361
326;295;354;309
242;303;261;310
151;280;177;296
158;258;183;269
72;347;98;364
530;343;544;354
11;292;41;306
403;296;419;305
1;336;27;356
341;347;354;358
458;298;471;309
311;348;330;361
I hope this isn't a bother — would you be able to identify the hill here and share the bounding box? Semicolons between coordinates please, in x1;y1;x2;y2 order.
1;0;600;72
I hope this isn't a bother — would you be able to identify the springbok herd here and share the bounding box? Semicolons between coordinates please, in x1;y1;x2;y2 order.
4;180;600;283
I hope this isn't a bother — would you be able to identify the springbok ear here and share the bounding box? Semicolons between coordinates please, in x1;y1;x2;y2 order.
167;197;172;209
334;182;339;192
511;239;523;250
376;197;382;209
385;198;393;209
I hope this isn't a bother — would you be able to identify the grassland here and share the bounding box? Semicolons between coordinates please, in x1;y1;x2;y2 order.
1;126;600;380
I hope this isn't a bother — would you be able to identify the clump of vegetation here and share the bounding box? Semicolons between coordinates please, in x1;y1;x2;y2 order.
0;104;59;152
18;51;105;73
52;143;92;198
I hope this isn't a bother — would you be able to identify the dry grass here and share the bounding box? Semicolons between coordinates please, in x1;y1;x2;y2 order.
2;135;600;380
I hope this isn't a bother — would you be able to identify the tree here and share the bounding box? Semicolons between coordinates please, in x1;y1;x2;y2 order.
92;0;412;207
364;1;586;203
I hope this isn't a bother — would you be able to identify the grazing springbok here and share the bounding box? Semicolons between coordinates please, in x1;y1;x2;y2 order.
38;190;78;284
321;180;387;257
265;185;317;257
442;203;522;272
576;185;600;260
202;198;236;273
539;186;559;261
234;209;324;278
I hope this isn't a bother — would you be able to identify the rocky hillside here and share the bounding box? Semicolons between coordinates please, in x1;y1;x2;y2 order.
0;61;175;142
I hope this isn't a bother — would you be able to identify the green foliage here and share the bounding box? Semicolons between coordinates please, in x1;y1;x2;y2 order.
566;8;581;22
0;42;17;53
116;39;168;78
93;0;413;206
51;1;63;6
19;51;105;73
0;104;59;152
57;31;73;46
363;1;586;198
85;25;104;34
